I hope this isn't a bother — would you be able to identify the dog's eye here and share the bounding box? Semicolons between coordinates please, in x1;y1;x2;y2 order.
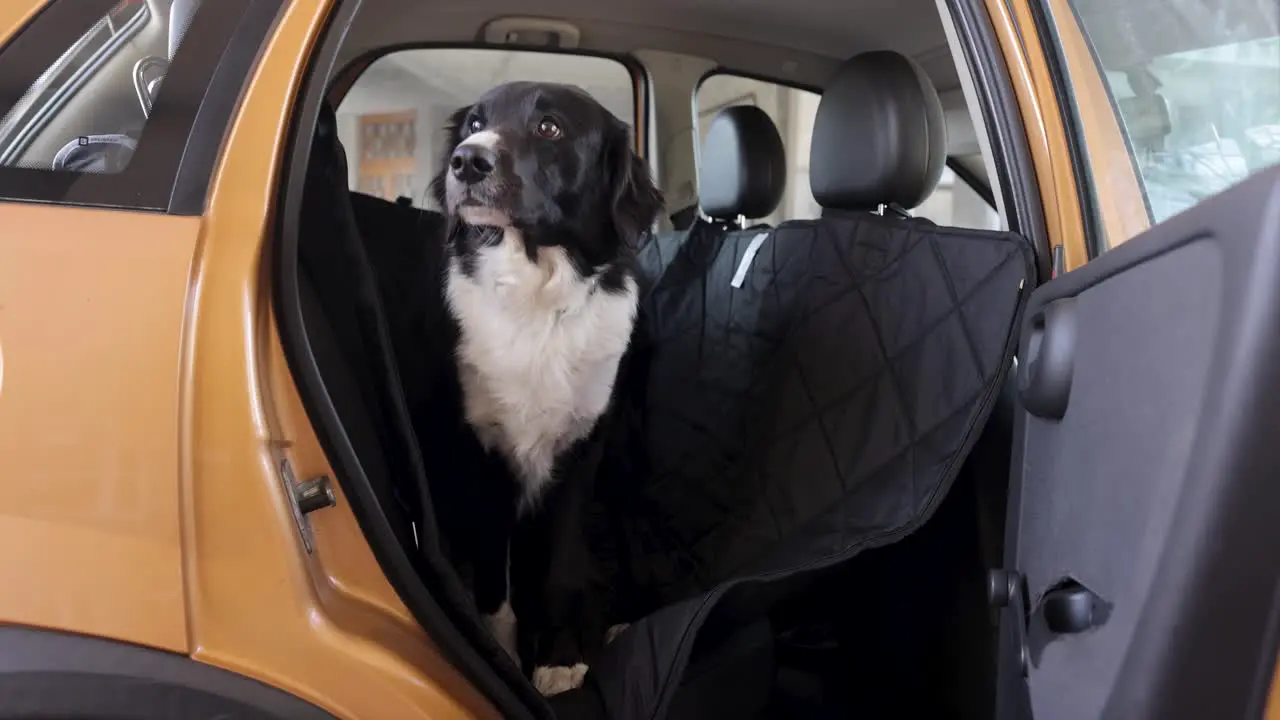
468;118;484;134
535;118;562;139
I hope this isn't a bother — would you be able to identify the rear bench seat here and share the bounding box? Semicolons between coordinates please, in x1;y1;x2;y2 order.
606;51;1032;718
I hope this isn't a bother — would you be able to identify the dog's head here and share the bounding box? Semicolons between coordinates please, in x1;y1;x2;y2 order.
432;81;663;277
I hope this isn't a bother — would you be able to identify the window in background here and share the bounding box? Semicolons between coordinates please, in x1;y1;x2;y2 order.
693;73;1000;230
1041;0;1278;252
337;49;636;207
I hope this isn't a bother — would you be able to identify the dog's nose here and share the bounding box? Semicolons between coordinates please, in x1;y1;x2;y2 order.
450;145;496;183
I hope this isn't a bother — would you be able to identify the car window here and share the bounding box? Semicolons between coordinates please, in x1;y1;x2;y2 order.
0;0;182;173
0;0;284;212
693;73;1001;230
337;49;637;209
1041;0;1279;251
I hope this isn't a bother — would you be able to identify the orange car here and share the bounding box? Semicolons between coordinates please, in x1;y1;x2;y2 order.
0;0;1277;718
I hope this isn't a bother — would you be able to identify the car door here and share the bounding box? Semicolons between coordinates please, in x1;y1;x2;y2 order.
0;0;279;650
998;165;1280;719
996;0;1280;717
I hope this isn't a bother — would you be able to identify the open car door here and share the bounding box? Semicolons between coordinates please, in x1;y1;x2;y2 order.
995;166;1280;720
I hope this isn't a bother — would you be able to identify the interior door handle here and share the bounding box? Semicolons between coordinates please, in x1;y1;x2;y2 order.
1019;297;1077;420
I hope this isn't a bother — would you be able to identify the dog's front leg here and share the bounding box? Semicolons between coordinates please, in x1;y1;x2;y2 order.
514;467;606;696
474;497;519;665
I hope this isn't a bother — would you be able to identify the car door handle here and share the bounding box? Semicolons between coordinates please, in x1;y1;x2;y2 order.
1019;297;1078;420
1025;578;1113;667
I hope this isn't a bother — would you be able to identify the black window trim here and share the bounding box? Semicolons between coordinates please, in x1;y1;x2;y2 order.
0;0;285;215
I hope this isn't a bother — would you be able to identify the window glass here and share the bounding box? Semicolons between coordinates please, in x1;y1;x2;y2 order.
0;0;192;174
693;73;1001;230
1045;0;1279;249
0;0;278;212
337;49;636;209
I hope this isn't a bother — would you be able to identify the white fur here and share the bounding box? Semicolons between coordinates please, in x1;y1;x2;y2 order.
458;207;511;226
482;600;519;663
446;227;638;510
462;129;501;150
533;663;589;696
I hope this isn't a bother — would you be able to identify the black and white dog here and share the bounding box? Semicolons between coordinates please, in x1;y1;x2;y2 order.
426;81;662;696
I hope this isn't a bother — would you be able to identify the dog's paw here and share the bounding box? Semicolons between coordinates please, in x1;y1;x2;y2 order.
605;623;630;645
482;602;519;664
532;663;588;696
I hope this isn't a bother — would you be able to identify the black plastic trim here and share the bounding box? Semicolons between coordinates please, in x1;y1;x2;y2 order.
1023;0;1106;259
1009;167;1280;718
945;0;1052;281
270;3;545;719
167;0;286;215
0;0;283;214
0;625;334;718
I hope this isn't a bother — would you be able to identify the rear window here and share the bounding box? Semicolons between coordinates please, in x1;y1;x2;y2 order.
337;48;638;209
693;72;1000;230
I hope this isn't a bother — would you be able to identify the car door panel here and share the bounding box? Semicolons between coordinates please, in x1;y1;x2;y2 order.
0;204;196;652
1000;165;1280;719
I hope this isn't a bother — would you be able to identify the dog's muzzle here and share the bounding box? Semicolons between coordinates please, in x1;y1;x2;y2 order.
450;144;496;185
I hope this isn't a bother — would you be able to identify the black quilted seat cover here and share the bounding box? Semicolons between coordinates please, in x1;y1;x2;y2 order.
587;214;1034;718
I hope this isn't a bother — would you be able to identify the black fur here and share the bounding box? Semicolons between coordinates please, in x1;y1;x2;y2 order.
418;81;663;686
431;81;662;292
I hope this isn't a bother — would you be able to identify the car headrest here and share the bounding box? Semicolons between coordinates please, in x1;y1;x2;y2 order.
699;105;787;221
169;0;201;59
809;50;946;212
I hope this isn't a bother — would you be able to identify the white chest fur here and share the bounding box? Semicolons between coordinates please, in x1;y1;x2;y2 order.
445;229;638;509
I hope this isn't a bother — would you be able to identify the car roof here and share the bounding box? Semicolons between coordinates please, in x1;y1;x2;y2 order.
341;0;960;95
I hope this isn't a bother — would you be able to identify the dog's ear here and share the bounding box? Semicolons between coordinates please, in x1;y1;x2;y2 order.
606;122;664;246
430;105;473;211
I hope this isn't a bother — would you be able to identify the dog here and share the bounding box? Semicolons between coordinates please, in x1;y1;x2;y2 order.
425;81;662;697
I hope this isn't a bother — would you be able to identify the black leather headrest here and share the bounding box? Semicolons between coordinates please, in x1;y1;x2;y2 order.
810;51;946;212
169;0;201;59
699;105;786;220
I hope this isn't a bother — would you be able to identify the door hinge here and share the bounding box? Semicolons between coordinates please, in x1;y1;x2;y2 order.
278;457;336;554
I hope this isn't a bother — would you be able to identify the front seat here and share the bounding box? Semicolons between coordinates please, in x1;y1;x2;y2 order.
698;104;788;228
636;104;787;290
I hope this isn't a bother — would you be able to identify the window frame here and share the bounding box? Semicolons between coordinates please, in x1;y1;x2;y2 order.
691;67;1002;223
275;33;653;720
0;0;285;215
1024;0;1165;258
